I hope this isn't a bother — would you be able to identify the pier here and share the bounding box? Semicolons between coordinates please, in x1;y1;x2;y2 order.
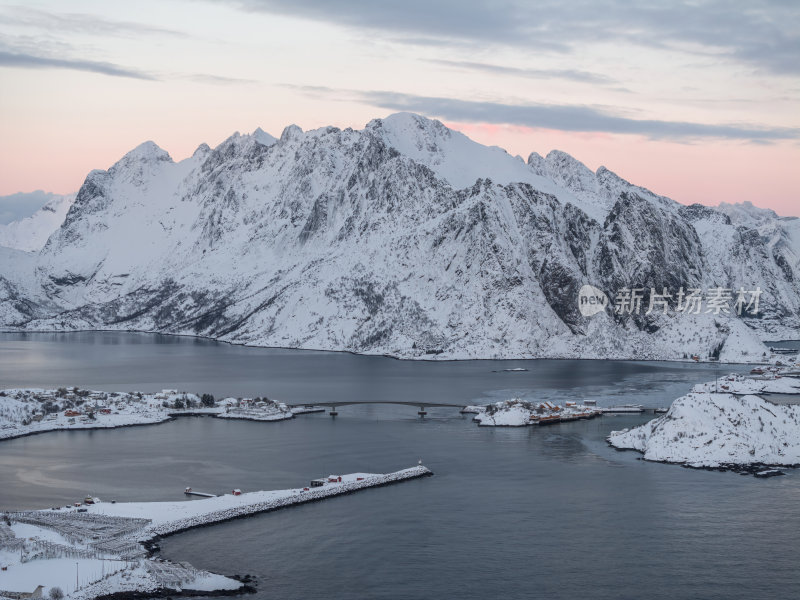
4;467;432;598
184;487;216;498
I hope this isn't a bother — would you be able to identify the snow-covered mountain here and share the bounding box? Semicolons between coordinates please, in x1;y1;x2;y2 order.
1;113;797;360
0;193;74;252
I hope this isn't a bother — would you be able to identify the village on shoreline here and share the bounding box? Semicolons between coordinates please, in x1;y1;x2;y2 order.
0;388;313;443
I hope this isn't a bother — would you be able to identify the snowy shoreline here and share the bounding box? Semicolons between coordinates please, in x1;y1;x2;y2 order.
0;326;788;364
607;368;800;473
0;467;432;599
0;388;314;444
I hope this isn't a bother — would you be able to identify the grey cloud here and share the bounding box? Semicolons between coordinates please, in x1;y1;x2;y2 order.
0;40;254;84
0;49;254;84
0;50;157;80
182;73;258;85
218;0;800;75
0;6;190;39
349;90;799;142
218;0;565;50
280;83;338;94
426;59;618;85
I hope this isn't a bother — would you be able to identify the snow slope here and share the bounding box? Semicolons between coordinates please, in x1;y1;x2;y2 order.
682;202;800;341
0;193;74;252
1;113;797;361
608;370;800;468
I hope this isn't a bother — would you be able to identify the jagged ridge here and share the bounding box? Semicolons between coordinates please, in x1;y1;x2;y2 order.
1;113;797;360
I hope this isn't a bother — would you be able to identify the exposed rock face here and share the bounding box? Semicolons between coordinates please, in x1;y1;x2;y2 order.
1;113;797;359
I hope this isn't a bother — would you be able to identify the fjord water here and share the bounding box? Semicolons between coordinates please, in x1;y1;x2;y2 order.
1;333;799;600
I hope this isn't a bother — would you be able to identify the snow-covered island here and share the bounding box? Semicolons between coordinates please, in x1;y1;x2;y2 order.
608;367;800;472
0;466;431;599
471;399;602;427
0;388;314;442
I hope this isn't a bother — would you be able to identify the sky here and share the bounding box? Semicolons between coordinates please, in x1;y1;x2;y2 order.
0;0;798;219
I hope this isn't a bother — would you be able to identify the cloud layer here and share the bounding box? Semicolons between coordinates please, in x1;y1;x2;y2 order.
224;0;800;75
0;50;156;80
0;191;58;224
289;86;799;142
425;60;619;85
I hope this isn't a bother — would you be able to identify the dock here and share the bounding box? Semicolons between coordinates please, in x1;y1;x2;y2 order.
184;487;216;498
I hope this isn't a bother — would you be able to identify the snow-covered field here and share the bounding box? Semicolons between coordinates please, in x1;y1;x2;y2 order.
0;467;431;599
608;366;800;470
0;388;300;442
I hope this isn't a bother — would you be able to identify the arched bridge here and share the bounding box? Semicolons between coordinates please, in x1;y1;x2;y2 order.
287;401;465;418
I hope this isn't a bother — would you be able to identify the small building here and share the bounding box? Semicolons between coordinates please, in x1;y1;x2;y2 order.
64;409;81;417
232;489;242;496
328;475;342;483
310;479;326;487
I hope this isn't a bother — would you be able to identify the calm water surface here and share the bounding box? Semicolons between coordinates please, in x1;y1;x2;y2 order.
1;332;797;600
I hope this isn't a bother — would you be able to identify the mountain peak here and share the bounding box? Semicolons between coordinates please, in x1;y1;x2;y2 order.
193;143;211;158
122;141;172;164
252;127;277;146
368;112;446;133
527;152;547;177
717;200;780;225
280;124;303;142
544;150;595;193
545;149;589;170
